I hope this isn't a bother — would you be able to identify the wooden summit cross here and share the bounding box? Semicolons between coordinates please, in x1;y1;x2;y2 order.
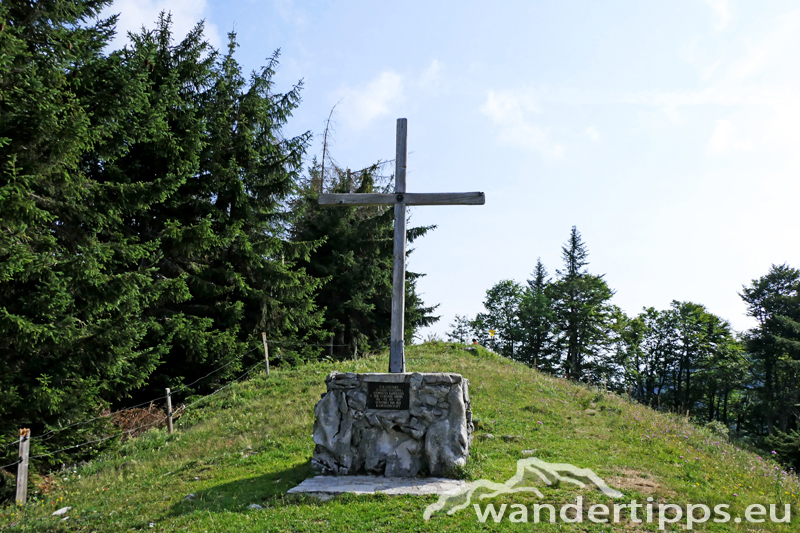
319;118;485;373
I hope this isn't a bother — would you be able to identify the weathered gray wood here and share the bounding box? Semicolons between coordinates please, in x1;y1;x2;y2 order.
389;118;408;373
319;192;485;206
165;388;174;434
261;332;270;376
15;428;30;505
406;192;485;205
353;340;358;361
319;193;395;205
317;118;485;374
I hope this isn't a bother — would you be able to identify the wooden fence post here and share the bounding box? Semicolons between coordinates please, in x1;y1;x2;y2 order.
15;428;30;505
329;336;333;359
165;388;174;434
353;339;358;361
261;332;269;376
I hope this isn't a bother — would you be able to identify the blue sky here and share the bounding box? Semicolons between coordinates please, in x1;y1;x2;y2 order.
101;0;800;339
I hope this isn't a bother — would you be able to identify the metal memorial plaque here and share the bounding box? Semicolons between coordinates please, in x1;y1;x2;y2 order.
366;382;410;410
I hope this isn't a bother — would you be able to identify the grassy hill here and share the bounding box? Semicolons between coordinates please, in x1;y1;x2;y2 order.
1;342;797;532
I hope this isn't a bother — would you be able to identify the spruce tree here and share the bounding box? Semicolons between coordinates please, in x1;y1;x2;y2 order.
0;1;171;453
547;226;615;381
446;314;472;344
517;258;555;369
0;7;329;462
291;158;438;356
109;19;327;396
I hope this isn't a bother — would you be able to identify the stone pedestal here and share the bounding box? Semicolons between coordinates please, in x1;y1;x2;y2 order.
312;372;473;477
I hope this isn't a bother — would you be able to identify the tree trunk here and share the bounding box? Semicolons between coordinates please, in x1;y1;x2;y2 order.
708;390;715;421
765;356;775;434
723;389;729;426
685;367;692;414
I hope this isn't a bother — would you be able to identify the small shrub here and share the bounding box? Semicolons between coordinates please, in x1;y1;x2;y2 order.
765;429;800;471
577;393;593;410
704;420;730;440
449;461;472;480
0;469;15;503
523;404;549;415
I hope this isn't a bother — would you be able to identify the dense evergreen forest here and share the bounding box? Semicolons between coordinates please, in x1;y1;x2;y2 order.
450;226;800;470
0;1;437;464
1;1;797;477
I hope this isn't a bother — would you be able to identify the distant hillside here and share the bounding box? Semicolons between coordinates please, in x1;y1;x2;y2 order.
1;343;797;532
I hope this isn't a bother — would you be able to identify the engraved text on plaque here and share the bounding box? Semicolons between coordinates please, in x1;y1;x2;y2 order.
366;382;410;410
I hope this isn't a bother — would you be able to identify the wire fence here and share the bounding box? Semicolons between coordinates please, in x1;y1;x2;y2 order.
181;361;263;411
0;345;267;452
170;346;261;395
267;341;350;347
0;416;169;471
0;336;343;468
0;356;269;473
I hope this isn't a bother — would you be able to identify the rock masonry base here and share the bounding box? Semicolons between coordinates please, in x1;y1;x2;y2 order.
312;372;473;477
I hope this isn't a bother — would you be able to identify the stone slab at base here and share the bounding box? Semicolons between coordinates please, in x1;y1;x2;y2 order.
312;372;473;477
287;475;466;499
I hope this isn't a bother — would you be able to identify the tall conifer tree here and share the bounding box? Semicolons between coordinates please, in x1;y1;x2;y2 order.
108;19;327;395
548;226;615;381
517;258;555;369
291;159;438;356
0;1;172;450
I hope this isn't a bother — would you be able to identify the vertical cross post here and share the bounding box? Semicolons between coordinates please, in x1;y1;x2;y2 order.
317;118;484;374
389;118;408;373
15;428;30;505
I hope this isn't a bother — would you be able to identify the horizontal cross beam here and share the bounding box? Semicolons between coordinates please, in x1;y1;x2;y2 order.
319;192;485;206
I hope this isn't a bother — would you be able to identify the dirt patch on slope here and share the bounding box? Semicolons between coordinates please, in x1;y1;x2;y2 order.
607;468;675;497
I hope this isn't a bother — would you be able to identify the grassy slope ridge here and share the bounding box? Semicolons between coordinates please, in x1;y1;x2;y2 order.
1;343;798;532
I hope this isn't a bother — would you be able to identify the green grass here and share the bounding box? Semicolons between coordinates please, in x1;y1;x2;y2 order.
1;342;798;531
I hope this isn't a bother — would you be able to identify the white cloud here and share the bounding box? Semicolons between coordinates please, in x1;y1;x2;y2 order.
482;89;541;116
586;126;600;141
703;0;732;30
100;0;222;51
647;11;800;157
707;119;734;155
419;59;442;88
484;9;800;163
554;9;800;155
274;0;306;25
764;102;800;151
701;58;723;81
480;91;564;159
726;10;800;82
338;71;405;130
480;90;564;159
